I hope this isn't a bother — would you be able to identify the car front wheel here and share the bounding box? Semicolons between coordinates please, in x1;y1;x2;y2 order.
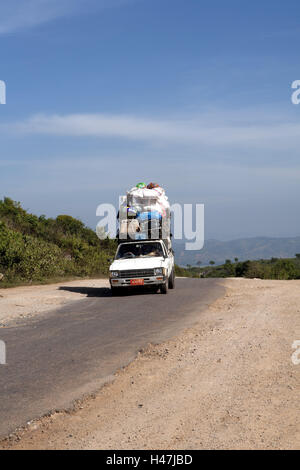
160;280;168;294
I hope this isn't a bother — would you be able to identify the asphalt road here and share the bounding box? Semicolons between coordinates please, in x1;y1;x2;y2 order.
0;278;224;438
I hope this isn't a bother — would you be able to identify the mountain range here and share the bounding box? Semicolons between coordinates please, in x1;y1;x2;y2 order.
173;236;300;266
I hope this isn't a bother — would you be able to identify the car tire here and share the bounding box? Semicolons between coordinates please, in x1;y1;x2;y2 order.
161;281;168;294
168;268;175;289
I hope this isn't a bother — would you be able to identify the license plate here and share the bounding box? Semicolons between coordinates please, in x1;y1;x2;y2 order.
130;279;144;286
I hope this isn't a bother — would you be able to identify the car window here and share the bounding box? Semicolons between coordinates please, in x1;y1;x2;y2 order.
116;243;164;259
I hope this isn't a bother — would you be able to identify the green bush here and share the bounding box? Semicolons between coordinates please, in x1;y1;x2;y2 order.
176;255;300;280
269;259;298;280
0;198;117;286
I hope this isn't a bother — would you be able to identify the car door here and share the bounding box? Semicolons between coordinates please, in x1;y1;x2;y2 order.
162;243;172;277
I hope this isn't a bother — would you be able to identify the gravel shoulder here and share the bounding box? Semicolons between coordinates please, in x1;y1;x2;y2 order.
1;278;300;450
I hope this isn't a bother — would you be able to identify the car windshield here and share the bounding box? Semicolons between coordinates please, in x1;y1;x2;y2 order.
116;242;164;259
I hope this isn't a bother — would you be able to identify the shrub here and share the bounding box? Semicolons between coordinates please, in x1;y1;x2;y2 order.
0;198;116;285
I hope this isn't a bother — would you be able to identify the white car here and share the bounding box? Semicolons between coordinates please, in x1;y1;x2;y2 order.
109;240;175;295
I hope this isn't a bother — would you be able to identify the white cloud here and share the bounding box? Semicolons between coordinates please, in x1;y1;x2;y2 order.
0;0;72;34
3;110;300;150
0;0;133;34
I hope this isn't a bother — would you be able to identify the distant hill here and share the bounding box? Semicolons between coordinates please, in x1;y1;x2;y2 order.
173;236;300;266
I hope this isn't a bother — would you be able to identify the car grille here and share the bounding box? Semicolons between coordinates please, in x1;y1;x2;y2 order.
119;269;155;279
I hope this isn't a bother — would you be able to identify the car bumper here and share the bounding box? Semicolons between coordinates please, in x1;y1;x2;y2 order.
110;276;166;287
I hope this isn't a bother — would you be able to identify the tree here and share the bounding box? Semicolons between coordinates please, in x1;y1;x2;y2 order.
196;260;202;266
234;257;239;263
209;260;215;266
295;254;300;259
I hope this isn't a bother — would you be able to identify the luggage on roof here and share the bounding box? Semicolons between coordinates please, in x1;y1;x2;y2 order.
117;182;171;244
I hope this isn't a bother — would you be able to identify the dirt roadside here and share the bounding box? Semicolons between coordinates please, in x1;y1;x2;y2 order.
0;278;109;326
1;278;300;450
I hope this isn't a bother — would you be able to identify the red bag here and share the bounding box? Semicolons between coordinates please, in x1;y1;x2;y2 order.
147;182;160;189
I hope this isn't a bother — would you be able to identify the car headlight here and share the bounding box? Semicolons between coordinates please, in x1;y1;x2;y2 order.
154;267;163;275
110;271;119;278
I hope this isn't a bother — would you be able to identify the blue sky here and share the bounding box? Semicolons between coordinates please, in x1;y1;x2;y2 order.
0;0;300;240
